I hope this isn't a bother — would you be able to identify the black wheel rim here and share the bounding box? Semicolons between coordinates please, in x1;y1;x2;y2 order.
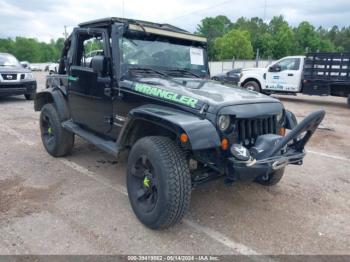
130;155;158;213
41;114;55;147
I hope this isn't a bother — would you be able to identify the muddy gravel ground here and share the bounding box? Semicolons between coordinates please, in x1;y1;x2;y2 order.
0;72;349;256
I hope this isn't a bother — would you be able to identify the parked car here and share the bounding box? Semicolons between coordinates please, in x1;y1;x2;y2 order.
239;53;350;106
212;68;241;85
35;17;325;229
0;53;37;100
48;62;59;74
30;64;42;71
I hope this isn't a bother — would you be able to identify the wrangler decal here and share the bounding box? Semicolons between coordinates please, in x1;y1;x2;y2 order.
134;83;199;108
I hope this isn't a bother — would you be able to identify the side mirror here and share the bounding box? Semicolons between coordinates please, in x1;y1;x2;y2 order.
91;55;108;76
20;61;28;68
269;65;281;72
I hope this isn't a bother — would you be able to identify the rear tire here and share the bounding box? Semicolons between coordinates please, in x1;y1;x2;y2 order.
243;81;261;92
40;103;74;157
347;95;350;108
255;168;285;186
127;136;191;229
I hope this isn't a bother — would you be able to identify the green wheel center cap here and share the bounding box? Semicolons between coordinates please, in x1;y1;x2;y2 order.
143;176;151;188
48;127;53;135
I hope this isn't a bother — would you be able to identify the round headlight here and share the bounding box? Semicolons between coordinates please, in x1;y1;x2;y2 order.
217;115;230;131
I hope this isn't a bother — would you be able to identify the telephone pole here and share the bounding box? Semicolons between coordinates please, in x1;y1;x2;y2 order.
263;0;267;21
122;0;125;18
63;25;68;40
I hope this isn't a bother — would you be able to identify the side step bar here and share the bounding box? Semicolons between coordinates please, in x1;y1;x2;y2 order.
62;120;119;157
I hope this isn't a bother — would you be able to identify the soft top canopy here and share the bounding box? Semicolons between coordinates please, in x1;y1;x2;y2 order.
78;17;207;43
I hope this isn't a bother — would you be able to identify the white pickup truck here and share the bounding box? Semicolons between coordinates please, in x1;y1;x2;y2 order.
239;56;305;93
239;53;350;106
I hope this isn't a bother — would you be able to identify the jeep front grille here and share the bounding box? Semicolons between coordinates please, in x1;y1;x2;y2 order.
234;116;278;146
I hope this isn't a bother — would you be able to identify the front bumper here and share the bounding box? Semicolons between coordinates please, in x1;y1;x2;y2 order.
224;110;325;182
227;148;305;181
0;81;37;96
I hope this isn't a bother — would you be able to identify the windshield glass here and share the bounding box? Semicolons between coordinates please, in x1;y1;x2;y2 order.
0;54;20;67
121;37;208;75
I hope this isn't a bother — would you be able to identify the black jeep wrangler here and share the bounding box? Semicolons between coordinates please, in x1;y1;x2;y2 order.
34;17;325;229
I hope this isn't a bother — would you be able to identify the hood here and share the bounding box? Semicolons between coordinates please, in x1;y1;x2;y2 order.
131;77;280;114
0;65;31;73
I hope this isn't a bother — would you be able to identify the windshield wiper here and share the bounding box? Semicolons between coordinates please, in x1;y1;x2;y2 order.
166;69;201;78
125;67;169;78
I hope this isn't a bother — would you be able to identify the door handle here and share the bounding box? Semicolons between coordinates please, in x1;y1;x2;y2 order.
288;73;294;76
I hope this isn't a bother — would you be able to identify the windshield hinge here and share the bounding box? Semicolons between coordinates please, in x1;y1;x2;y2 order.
199;103;209;115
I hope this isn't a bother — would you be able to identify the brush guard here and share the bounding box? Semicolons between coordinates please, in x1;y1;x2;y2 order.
227;110;326;181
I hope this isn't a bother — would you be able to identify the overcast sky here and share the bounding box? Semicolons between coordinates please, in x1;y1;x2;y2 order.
1;0;350;42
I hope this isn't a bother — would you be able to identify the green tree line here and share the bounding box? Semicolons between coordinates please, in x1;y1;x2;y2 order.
1;15;349;62
0;37;65;63
196;15;350;60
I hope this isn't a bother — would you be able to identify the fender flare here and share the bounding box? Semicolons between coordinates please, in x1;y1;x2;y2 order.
117;104;221;151
34;87;70;121
284;110;298;130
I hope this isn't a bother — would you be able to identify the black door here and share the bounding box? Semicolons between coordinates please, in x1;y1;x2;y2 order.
67;28;113;136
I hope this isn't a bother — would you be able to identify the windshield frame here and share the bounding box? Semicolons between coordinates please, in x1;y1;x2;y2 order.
120;31;209;78
0;53;21;67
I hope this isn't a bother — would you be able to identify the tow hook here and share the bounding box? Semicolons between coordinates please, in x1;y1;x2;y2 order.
272;159;288;170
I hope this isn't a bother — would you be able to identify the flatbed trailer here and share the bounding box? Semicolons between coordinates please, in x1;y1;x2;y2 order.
303;52;350;105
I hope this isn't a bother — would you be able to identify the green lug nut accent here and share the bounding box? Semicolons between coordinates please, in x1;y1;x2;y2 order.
143;176;150;188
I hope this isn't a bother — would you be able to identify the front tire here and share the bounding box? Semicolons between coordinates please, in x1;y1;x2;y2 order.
255;168;285;186
25;93;35;100
347;95;350;108
40;104;74;157
127;136;191;229
243;81;261;92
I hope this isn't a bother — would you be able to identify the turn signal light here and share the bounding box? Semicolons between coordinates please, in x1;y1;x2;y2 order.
221;138;229;150
180;133;188;143
279;127;286;136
